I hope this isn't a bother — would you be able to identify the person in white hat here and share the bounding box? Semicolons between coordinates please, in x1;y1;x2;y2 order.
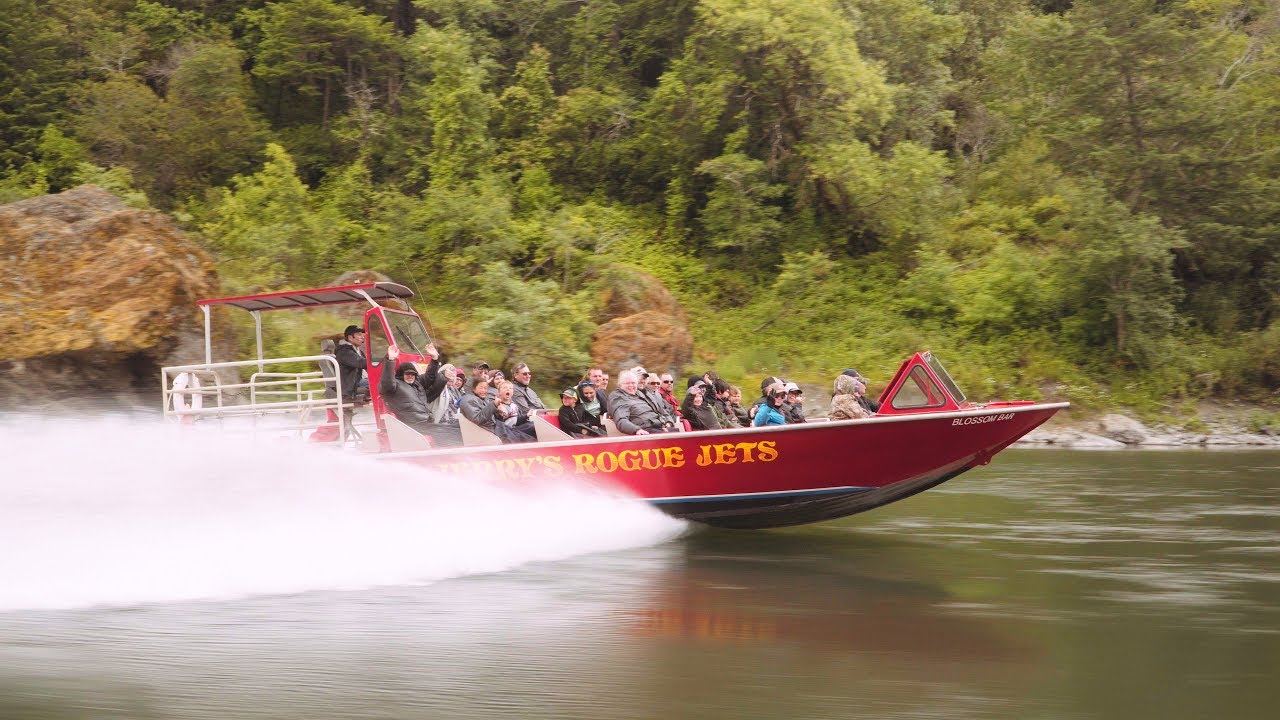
783;381;807;423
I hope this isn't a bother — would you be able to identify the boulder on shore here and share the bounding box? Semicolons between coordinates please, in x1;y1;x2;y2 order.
1096;414;1150;445
0;185;222;408
592;268;692;372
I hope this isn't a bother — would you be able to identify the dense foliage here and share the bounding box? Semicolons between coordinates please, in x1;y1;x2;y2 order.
3;0;1278;414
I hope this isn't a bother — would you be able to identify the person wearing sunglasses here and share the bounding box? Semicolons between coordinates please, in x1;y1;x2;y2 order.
657;374;679;410
510;362;546;419
639;372;679;428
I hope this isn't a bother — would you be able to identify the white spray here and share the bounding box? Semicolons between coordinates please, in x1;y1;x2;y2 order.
0;417;685;612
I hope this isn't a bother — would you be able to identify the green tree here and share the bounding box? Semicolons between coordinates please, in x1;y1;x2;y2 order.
987;0;1280;332
411;23;496;188
470;261;592;381
73;42;264;203
199;143;349;292
637;0;897;254
245;0;400;128
1050;180;1187;366
695;152;783;254
495;44;554;167
0;0;77;168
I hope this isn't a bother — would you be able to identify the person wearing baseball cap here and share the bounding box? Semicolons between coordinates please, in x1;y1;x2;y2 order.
558;386;605;437
783;381;807;423
335;324;369;401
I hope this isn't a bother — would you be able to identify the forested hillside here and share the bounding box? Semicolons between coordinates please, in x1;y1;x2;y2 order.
3;0;1278;412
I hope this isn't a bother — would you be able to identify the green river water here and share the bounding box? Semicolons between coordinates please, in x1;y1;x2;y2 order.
1;447;1277;719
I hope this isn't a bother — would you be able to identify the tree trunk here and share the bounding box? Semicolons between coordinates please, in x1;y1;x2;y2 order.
322;76;331;129
1122;67;1147;207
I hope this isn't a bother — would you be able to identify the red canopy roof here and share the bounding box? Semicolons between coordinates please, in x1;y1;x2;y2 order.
196;282;414;312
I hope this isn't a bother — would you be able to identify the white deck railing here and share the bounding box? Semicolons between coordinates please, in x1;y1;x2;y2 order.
160;355;372;443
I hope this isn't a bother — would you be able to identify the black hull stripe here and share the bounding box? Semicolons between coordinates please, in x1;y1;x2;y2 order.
647;486;869;505
660;465;974;530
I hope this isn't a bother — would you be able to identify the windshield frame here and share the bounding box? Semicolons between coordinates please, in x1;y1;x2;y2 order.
380;308;433;356
923;352;966;405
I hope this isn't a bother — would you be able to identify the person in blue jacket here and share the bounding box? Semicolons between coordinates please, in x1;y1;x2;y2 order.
752;382;789;427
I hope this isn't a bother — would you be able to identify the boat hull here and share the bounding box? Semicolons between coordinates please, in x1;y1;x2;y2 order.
382;403;1065;529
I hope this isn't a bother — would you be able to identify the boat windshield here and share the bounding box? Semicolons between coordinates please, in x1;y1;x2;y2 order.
384;310;433;355
924;352;966;404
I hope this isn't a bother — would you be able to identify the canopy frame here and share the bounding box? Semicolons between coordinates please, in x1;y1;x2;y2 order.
195;282;415;365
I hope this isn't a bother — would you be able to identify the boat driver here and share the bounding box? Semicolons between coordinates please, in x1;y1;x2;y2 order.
335;325;369;401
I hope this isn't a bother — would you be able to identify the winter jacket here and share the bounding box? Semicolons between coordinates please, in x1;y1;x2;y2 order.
710;396;740;427
680;393;722;430
752;403;787;427
379;357;440;431
783;401;807;424
559;403;605;437
335;340;367;398
831;376;872;420
460;389;497;429
433;385;462;425
608;389;668;434
512;381;546;415
641;388;677;426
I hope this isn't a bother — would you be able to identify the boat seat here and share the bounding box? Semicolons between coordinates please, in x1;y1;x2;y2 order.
533;414;572;442
383;414;434;452
458;414;503;446
603;417;624;437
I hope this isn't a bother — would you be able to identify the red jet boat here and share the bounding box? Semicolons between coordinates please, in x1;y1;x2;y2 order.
163;282;1067;529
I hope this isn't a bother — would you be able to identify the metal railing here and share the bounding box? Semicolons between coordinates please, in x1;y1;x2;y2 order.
160;355;370;443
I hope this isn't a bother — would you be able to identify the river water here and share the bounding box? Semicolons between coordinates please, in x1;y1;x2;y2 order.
1;421;1277;719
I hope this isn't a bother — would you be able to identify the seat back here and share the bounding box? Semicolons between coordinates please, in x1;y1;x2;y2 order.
458;414;503;446
383;414;434;452
533;413;572;442
603;416;624;437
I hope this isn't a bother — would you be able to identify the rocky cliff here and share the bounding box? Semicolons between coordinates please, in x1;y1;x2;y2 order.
0;185;221;409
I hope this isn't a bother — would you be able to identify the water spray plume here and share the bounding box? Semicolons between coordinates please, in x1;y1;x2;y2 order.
0;419;685;612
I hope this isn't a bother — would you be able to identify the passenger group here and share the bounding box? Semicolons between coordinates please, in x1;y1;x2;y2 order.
333;324;880;447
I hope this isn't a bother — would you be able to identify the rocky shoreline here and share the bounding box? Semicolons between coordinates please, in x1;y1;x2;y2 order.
1015;413;1280;448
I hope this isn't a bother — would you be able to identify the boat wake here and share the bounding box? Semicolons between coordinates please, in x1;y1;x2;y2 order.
0;417;686;612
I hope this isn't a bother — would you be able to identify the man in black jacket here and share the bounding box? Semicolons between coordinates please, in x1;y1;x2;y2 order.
335;325;369;400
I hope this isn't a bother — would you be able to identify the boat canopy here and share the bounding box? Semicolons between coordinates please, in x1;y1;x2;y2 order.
196;282;414;312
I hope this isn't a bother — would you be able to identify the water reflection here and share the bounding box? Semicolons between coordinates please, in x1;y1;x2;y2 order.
621;531;1030;662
